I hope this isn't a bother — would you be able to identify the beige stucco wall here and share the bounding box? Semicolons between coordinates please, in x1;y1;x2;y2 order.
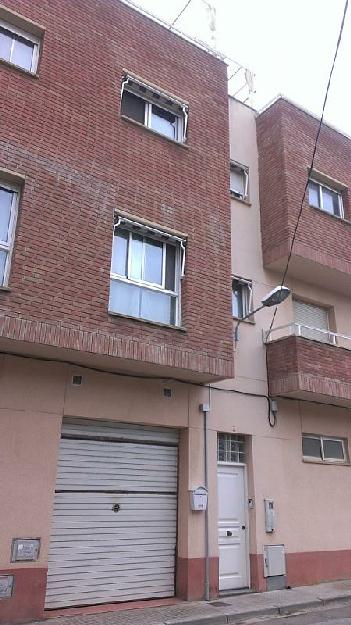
207;97;351;566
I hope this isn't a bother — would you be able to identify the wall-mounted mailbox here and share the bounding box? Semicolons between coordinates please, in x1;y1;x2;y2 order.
11;538;41;562
189;486;208;511
0;575;14;599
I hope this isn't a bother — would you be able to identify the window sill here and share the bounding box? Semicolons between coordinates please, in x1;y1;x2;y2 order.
233;315;255;324
230;192;251;206
0;57;39;78
108;310;186;332
121;115;189;149
302;457;349;466
309;204;351;226
0;285;11;292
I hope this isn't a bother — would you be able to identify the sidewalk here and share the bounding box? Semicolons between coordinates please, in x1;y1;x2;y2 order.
32;580;351;625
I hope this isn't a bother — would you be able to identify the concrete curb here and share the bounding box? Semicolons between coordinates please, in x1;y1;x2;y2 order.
277;599;322;615
321;594;351;607
165;615;227;625
225;606;279;623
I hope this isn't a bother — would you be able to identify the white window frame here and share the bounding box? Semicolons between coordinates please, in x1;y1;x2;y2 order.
121;74;188;143
0;181;20;287
302;434;348;464
0;19;40;73
109;219;184;326
230;161;249;201
232;276;253;319
308;178;344;218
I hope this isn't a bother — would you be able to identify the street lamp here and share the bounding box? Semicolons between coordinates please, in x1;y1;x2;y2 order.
234;285;291;342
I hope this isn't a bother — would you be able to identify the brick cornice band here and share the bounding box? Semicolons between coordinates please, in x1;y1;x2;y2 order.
0;314;233;379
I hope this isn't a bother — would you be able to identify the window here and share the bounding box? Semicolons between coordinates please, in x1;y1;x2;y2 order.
0;20;39;73
109;217;185;326
308;179;343;218
230;162;249;201
302;434;348;464
121;74;188;143
232;277;252;319
0;182;19;286
218;434;245;463
293;299;332;344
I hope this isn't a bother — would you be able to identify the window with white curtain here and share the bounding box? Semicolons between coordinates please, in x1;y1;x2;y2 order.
109;220;183;326
0;182;19;286
308;179;343;218
230;161;249;201
0;20;40;73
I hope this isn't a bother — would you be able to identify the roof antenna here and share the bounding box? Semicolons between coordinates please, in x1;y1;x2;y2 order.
201;0;217;48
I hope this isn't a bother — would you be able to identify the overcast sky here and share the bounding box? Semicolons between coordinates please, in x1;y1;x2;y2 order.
132;0;351;136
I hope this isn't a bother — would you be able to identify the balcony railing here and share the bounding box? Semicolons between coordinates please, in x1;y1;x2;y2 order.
263;323;351;351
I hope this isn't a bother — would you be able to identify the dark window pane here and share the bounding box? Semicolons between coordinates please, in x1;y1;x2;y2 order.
165;244;176;291
323;439;345;460
308;181;320;208
111;230;128;276
121;91;145;124
0;27;12;61
12;36;34;71
302;436;321;458
150;104;177;139
144;237;163;284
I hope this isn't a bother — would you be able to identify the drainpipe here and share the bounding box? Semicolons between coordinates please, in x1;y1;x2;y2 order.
200;388;211;601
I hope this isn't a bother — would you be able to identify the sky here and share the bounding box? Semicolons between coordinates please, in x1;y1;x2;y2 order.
131;0;351;136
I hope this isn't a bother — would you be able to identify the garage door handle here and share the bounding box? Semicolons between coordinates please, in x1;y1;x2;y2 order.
226;530;232;536
242;525;246;530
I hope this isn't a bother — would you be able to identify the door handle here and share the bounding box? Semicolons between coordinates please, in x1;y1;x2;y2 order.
242;525;246;530
226;530;232;536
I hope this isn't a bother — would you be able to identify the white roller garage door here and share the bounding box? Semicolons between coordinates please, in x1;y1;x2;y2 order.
45;418;178;609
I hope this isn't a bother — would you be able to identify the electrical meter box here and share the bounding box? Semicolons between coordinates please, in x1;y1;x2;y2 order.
189;486;208;511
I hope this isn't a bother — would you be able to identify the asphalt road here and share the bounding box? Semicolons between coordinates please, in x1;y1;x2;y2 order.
243;602;351;625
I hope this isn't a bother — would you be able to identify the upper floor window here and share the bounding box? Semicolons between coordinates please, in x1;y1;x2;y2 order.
230;162;249;201
0;182;19;286
302;434;348;464
0;20;39;73
121;73;188;143
232;277;252;319
109;216;185;326
308;179;343;218
293;299;332;343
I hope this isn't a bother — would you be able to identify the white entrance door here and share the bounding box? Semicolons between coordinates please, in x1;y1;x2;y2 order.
218;464;248;590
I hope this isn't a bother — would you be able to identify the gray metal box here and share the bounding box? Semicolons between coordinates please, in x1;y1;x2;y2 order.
0;575;14;599
263;544;286;577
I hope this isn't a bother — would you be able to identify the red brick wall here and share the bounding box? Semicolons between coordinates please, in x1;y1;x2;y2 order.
0;0;233;379
256;98;351;275
266;336;351;403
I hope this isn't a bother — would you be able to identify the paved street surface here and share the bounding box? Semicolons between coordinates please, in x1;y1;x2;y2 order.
244;602;351;625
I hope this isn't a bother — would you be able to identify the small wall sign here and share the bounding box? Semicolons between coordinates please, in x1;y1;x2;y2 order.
0;575;14;599
11;538;41;562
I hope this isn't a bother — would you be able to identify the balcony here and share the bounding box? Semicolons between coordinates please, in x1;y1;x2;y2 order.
264;323;351;407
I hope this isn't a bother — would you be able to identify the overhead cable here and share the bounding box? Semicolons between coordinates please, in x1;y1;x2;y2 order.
267;0;349;337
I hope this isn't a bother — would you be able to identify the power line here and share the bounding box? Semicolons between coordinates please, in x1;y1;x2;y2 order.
267;0;349;337
170;0;193;27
